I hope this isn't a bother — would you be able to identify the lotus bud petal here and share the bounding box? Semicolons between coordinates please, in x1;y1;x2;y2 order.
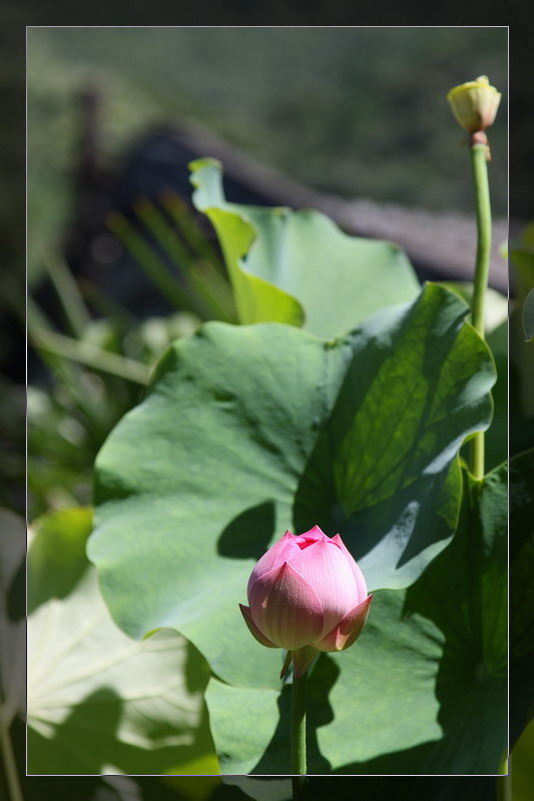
447;75;501;133
241;526;372;675
239;604;278;648
313;594;373;652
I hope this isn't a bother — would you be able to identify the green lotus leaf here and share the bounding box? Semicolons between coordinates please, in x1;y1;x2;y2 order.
190;158;420;337
89;283;495;692
27;508;218;775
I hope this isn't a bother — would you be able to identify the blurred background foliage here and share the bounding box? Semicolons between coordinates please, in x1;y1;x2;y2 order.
26;26;507;284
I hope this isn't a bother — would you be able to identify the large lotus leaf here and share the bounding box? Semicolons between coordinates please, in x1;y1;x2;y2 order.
206;461;506;775
190;158;420;337
89;283;495;692
27;508;218;775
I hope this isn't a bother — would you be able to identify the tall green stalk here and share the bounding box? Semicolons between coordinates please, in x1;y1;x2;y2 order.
291;667;307;799
469;141;493;480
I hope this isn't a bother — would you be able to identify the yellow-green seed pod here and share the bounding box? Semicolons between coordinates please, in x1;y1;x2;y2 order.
447;75;501;133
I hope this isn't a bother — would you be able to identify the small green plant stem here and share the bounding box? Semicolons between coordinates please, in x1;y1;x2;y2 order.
107;211;196;313
290;664;307;799
469;141;492;481
135;198;234;322
29;327;151;385
43;249;91;338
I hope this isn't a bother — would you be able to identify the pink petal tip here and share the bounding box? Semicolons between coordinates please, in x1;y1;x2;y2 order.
313;594;373;652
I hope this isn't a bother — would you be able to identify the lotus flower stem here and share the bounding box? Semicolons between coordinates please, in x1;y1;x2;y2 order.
290;661;307;796
447;75;500;481
469;140;492;480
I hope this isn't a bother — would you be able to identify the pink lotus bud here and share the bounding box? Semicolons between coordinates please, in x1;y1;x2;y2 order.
239;526;372;676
